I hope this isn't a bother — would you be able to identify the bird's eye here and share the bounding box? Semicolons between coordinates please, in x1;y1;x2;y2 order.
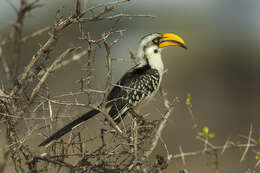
154;49;158;53
152;37;161;45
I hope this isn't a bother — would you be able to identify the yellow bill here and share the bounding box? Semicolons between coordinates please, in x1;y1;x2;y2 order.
159;33;187;49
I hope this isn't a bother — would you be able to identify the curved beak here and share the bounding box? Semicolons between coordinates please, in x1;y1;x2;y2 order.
159;33;187;49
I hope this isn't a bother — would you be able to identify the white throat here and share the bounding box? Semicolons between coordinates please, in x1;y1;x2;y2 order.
147;52;164;76
137;45;164;76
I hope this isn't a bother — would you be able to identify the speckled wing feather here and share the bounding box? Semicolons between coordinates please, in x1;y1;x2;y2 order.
106;64;160;122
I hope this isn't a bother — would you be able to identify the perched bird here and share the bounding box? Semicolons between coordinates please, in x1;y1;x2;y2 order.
39;33;187;147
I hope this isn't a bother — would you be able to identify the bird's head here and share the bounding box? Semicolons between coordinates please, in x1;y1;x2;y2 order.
137;33;187;71
137;33;187;58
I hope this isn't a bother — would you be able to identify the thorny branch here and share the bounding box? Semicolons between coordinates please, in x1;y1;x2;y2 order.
12;0;44;79
1;0;259;173
0;0;158;172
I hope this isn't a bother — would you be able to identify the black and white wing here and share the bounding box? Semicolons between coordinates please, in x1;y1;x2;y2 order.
106;64;160;122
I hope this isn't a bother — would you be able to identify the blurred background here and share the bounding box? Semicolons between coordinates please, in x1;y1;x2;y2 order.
1;0;260;172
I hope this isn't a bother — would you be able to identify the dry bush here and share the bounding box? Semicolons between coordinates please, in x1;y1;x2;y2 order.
0;0;259;173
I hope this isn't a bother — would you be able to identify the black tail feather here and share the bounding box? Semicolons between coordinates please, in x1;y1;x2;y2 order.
39;109;100;147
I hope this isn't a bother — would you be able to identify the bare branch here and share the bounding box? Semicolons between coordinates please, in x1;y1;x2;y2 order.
29;48;76;103
240;124;253;162
80;13;155;22
21;26;51;43
12;0;44;78
143;99;176;159
0;40;11;80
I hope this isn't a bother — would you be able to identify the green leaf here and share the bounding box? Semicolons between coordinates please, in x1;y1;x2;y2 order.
198;132;204;137
208;133;215;138
256;155;260;160
186;93;191;105
203;126;209;134
257;139;260;145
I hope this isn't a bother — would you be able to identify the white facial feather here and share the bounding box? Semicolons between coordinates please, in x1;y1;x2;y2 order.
137;33;161;59
144;45;164;75
136;33;164;76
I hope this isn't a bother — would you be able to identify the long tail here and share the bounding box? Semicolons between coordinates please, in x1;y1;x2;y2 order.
39;109;100;147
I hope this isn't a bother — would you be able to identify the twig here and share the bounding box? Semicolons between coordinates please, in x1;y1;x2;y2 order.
128;48;138;65
31;156;75;170
103;37;113;103
179;146;186;165
143;99;177;159
48;100;53;128
12;0;43;78
10;1;84;97
0;40;11;80
36;49;89;78
29;48;75;103
80;13;155;22
160;136;172;161
240;124;253;162
21;26;51;43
